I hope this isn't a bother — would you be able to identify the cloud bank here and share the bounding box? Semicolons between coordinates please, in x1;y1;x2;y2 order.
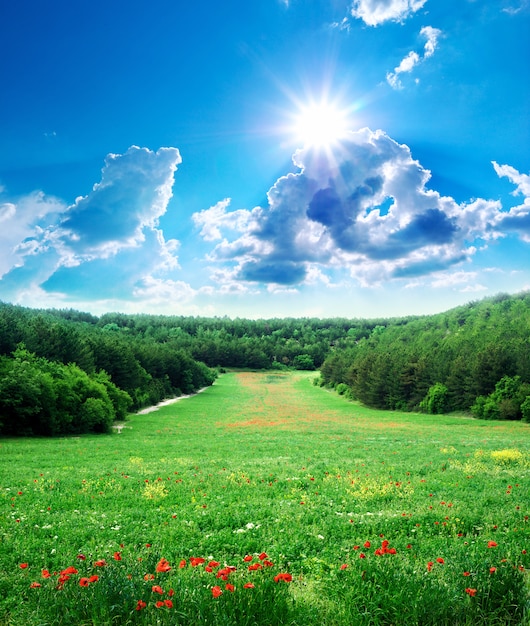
194;128;513;288
0;146;185;304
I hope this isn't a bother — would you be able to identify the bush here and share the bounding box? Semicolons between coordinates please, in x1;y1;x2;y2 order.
419;383;448;414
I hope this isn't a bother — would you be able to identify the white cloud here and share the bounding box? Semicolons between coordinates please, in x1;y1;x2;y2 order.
492;162;530;241
387;26;442;89
351;0;427;26
193;128;506;289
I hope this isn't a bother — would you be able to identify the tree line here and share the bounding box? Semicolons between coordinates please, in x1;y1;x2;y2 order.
1;291;529;435
318;292;530;422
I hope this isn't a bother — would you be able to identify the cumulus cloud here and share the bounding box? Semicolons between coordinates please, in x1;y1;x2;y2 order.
387;26;442;89
0;146;183;303
193;127;506;289
351;0;427;26
493;162;530;241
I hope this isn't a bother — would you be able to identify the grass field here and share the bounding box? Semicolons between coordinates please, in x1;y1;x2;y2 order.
1;370;529;625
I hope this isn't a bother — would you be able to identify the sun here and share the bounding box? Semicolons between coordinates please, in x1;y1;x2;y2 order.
292;100;350;149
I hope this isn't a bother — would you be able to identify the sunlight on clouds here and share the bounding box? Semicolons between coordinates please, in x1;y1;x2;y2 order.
194;127;510;291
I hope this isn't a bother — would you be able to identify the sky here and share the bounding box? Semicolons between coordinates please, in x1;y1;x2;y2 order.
1;0;529;320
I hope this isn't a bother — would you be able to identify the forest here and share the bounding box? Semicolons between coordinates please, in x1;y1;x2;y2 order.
0;290;529;436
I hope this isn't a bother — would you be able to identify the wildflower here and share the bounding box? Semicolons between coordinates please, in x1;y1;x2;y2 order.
89;575;99;583
113;552;122;561
168;588;174;597
190;557;205;567
19;563;29;569
274;573;293;583
243;582;255;588
61;566;78;575
225;583;235;592
353;545;360;551
156;558;171;573
427;562;434;572
212;585;223;598
463;572;471;576
248;563;262;571
155;601;165;608
42;570;51;578
243;555;253;562
152;585;164;595
262;560;274;567
363;541;371;549
489;567;497;573
258;552;268;560
359;553;366;559
79;578;90;587
436;558;445;564
487;541;498;548
135;600;147;611
144;573;155;581
30;582;41;588
94;559;107;567
77;554;86;560
179;559;186;568
340;564;348;570
208;560;220;568
465;588;477;597
164;599;173;608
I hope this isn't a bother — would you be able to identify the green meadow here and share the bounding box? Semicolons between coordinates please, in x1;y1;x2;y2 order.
1;370;529;625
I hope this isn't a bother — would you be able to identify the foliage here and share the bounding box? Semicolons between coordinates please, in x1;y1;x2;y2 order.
471;376;530;421
319;291;530;417
0;347;127;435
419;383;449;414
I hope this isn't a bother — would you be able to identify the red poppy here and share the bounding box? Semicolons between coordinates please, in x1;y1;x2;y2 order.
156;558;171;573
258;552;268;560
79;578;90;587
436;558;445;564
77;554;86;560
353;545;360;550
155;601;165;608
487;541;498;548
248;563;262;571
41;570;51;579
243;555;253;562
262;560;274;567
363;541;371;549
89;575;99;583
359;553;366;559
30;582;41;588
144;573;155;581
113;552;122;561
135;600;147;611
179;559;186;568
168;588;174;597
19;563;28;569
61;566;78;575
225;583;235;592
164;599;173;608
243;582;255;589
190;557;205;567
340;564;348;570
274;573;293;583
463;572;471;576
152;585;164;595
212;585;223;598
94;559;107;567
489;567;496;573
427;562;434;572
465;588;477;597
208;560;220;568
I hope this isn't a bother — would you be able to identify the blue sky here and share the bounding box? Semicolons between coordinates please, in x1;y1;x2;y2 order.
1;0;529;319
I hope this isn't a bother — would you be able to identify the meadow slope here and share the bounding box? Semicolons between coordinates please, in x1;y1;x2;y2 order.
1;371;529;625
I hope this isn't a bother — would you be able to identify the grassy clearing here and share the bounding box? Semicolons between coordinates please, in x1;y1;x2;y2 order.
1;370;529;625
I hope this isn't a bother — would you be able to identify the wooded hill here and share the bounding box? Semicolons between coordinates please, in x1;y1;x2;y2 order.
1;291;529;435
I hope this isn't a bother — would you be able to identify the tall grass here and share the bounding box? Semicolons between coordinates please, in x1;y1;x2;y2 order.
1;371;529;625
